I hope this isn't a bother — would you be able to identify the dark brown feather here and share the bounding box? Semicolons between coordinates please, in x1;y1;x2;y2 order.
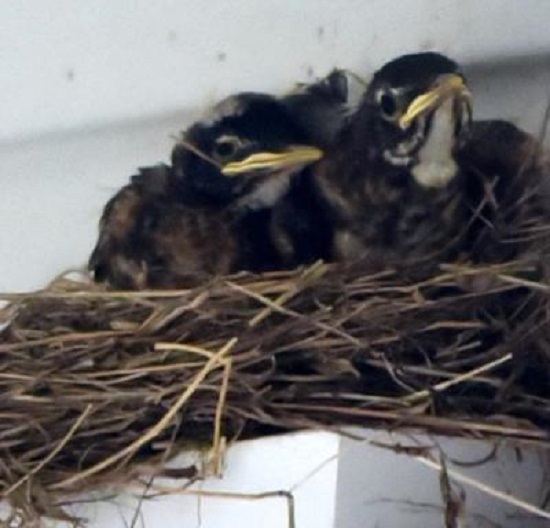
315;119;550;270
89;76;354;289
312;54;549;271
458;120;550;262
89;166;239;289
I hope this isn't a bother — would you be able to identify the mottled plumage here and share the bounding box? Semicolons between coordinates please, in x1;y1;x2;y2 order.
89;72;353;289
89;165;239;288
314;52;549;270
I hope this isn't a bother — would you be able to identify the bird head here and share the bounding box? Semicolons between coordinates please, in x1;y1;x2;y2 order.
358;52;472;188
171;93;323;210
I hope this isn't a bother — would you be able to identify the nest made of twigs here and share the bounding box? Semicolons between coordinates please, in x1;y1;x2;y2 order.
0;255;549;523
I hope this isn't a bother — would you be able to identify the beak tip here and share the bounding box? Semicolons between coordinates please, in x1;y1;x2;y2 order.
401;73;469;126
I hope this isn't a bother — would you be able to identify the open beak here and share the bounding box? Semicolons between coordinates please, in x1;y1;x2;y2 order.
221;145;323;177
399;74;471;130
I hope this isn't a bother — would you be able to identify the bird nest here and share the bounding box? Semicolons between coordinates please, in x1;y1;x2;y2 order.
0;256;549;523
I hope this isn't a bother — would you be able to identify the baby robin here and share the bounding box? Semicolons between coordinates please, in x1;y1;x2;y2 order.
313;52;549;269
89;71;355;288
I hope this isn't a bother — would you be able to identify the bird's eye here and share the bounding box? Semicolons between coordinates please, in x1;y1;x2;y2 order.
376;89;399;120
214;135;242;159
215;140;236;158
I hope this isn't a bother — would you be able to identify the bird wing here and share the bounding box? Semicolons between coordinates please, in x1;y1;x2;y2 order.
88;165;172;289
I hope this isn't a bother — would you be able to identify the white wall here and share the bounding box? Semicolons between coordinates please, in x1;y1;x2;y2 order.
1;2;550;527
2;0;550;144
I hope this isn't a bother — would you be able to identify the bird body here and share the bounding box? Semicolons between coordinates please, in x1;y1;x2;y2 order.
313;52;549;270
90;54;548;289
314;137;466;266
89;166;241;288
89;71;354;289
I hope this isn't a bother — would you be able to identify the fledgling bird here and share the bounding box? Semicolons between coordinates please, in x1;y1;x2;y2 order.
314;52;549;270
216;70;360;270
89;73;355;289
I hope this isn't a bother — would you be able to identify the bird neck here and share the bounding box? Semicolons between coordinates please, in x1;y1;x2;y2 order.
235;172;293;212
172;178;234;209
314;109;469;263
315;110;396;216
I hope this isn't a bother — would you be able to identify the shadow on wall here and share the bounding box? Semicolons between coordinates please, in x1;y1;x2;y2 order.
466;53;550;146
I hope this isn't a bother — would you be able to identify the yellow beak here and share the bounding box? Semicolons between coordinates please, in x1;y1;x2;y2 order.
399;74;471;130
221;145;323;177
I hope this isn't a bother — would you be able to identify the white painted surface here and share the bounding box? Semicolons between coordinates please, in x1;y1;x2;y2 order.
336;431;549;528
39;431;550;528
2;0;550;143
1;1;549;527
54;432;340;528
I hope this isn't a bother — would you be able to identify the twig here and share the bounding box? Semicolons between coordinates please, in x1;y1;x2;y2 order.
50;339;237;490
248;261;327;327
226;280;361;346
2;404;93;498
210;356;232;476
414;455;550;521
143;486;296;528
402;353;513;404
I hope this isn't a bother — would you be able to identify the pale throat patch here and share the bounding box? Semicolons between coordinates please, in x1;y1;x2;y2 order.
237;171;292;210
411;98;458;188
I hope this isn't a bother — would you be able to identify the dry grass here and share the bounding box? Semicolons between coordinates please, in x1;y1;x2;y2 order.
0;255;549;523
